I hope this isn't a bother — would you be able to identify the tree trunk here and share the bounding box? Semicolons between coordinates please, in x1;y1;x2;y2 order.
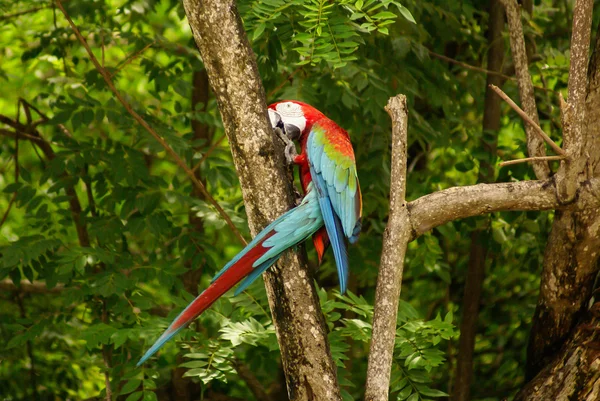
526;1;599;381
516;306;600;400
181;1;341;399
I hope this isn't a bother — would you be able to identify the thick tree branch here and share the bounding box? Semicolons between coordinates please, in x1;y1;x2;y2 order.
55;0;246;246
408;179;564;238
365;95;410;401
181;0;340;399
555;0;593;202
500;0;551;179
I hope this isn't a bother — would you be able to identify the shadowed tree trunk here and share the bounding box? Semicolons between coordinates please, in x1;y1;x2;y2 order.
452;1;504;399
522;3;600;391
525;0;599;382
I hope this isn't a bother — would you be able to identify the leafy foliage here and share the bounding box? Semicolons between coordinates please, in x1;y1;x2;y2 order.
0;0;574;400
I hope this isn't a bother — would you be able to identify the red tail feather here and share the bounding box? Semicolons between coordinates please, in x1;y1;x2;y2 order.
171;231;275;329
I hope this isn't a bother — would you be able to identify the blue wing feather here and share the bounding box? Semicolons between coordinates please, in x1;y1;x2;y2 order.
310;163;349;293
233;257;279;296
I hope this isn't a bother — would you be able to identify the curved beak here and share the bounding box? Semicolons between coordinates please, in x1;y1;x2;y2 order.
268;108;301;141
283;123;301;140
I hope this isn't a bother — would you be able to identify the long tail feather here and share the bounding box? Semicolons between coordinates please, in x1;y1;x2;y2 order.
138;189;324;366
137;232;275;366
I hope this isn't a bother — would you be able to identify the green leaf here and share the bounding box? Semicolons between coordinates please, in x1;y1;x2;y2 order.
142;392;158;401
398;385;412;400
407;393;419;401
396;4;416;23
253;23;266;41
125;392;143;401
120;379;141;395
419;388;449;397
3;182;22;193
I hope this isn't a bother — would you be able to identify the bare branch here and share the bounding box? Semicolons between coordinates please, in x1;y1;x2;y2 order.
191;134;227;173
408;180;561;238
500;155;565;167
428;50;517;84
111;41;155;77
489;84;566;157
101;301;113;401
500;0;551;179
365;95;411;400
55;0;246;246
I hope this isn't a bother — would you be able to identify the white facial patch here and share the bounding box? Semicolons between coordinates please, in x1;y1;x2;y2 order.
276;102;306;132
268;108;282;128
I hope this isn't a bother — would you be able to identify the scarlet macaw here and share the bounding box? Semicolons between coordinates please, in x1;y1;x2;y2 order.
268;100;362;292
137;101;361;366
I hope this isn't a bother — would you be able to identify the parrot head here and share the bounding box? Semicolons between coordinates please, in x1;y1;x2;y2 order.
268;101;326;141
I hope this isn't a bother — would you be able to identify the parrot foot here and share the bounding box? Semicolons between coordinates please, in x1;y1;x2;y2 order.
293;188;303;206
274;126;298;165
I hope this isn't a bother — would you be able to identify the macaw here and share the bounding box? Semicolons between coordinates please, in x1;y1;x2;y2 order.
268;100;362;289
137;101;361;366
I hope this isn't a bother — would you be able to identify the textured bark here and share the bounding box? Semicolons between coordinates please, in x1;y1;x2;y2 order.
452;2;504;399
555;0;593;202
516;306;600;400
407;179;561;238
526;7;600;379
500;0;551;179
181;1;340;399
365;95;411;401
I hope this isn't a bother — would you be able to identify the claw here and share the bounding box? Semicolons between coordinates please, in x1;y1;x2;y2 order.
269;108;298;165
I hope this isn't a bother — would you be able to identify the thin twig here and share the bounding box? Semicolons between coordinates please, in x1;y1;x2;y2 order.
489;84;567;157
191;134;227;173
500;155;565;167
111;41;155;77
428;50;551;92
0;193;17;229
429;50;514;82
55;0;246;245
267;67;303;98
0;5;50;22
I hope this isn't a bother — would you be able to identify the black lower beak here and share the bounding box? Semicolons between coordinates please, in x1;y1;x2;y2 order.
284;123;301;140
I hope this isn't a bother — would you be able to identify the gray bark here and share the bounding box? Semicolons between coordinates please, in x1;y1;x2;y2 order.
365;95;411;400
